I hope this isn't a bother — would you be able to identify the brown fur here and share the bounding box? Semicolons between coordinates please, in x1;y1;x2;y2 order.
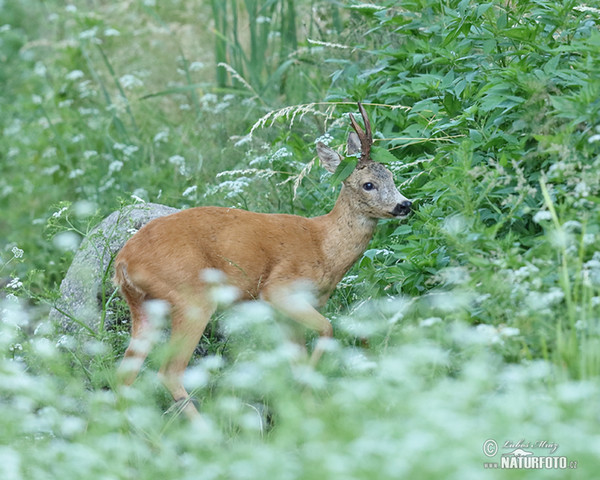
114;104;411;418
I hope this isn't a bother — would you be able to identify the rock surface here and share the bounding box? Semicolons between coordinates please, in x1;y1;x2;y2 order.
50;203;179;334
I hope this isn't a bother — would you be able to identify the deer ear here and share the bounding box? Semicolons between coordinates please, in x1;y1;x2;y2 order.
347;132;361;156
317;142;342;174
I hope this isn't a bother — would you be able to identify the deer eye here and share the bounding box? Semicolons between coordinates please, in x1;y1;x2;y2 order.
363;182;375;191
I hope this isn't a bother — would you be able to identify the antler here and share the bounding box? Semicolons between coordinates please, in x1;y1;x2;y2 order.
348;102;373;165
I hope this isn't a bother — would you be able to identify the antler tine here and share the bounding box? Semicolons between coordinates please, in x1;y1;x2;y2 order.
349;102;373;165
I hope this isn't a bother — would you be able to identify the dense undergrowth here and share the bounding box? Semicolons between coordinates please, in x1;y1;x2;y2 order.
1;0;599;478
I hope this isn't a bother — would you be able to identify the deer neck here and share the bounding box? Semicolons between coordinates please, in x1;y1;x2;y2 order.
315;185;378;284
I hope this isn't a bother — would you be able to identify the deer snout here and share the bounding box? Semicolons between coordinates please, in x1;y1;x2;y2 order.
392;200;412;217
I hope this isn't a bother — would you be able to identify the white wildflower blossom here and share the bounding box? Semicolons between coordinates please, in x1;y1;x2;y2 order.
52;207;68;219
315;133;334;146
182;185;198;197
32;94;42;105
153;130;169;144
108;160;123;173
79;27;98;40
42;165;60;175
119;74;143;89
66;70;85;81
500;326;520;337
574;181;589;198
78;107;99;116
83;150;98;160
71;134;84;143
69;168;84;178
113;143;138;156
34;62;47;76
189;61;205;72
234;135;252;147
201;93;217;104
132;188;148;202
5;119;22;135
168;155;185;166
11;246;24;258
475;324;502;344
59;99;73;108
272;147;293;160
65;4;77;13
420;317;442;327
179;103;191;111
53;231;80;251
533;210;552;223
205;177;251;199
104;27;120;37
42;147;57;159
0;24;11;32
5;293;18;302
7;277;23;289
526;288;564;311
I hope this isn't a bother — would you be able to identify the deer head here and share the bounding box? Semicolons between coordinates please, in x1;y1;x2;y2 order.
316;102;412;219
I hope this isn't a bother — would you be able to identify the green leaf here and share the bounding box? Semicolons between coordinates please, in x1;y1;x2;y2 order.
392;224;412;236
330;158;358;186
371;146;398;164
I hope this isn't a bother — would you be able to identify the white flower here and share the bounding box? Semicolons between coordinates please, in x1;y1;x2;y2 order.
532;210;552;223
69;169;84;178
11;247;24;258
34;62;47;76
119;74;143;89
315;133;334;146
113;143;138;156
189;61;205;71
574;181;589;198
182;185;198;197
7;277;23;289
420;317;442;327
83;150;98;160
500;326;520;337
109;160;123;173
272;147;292;159
168;155;185;166
104;27;120;37
32;94;42;105
52;207;68;219
79;27;98;40
153;130;169;144
66;70;85;81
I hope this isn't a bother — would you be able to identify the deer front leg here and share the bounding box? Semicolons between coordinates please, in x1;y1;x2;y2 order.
261;284;333;367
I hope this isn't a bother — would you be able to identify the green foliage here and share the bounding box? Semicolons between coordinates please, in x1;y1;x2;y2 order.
2;0;600;477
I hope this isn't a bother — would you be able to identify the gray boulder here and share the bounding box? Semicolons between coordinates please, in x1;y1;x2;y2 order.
50;203;179;334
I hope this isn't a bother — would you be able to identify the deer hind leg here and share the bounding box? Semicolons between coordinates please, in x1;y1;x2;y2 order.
158;298;216;419
117;286;158;386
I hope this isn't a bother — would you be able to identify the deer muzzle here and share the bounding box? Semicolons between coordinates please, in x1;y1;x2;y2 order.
392;200;412;217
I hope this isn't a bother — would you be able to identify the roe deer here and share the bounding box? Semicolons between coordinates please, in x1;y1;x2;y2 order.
114;102;411;418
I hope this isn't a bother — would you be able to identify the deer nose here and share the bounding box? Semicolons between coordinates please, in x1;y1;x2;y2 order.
392;200;412;217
